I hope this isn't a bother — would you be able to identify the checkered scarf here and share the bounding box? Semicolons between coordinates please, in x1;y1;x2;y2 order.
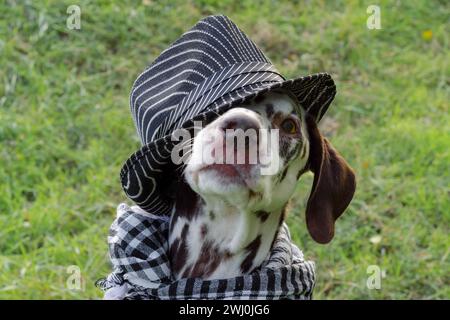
96;203;316;300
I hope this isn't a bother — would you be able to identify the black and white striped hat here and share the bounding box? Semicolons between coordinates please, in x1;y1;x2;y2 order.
121;15;336;215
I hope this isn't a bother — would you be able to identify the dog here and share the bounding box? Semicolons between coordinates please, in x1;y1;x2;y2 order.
168;89;356;280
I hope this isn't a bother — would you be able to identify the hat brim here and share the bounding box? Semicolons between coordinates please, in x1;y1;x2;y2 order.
120;72;336;215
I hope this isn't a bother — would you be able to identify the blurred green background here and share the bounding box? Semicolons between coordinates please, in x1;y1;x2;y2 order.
0;0;448;299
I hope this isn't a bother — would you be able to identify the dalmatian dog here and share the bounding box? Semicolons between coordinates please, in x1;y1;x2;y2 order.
169;90;356;280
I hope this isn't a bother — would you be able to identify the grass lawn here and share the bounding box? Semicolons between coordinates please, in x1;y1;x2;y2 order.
0;0;448;299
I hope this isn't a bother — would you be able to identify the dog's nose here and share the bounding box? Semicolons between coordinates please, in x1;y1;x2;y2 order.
211;111;261;164
219;114;260;132
218;113;260;153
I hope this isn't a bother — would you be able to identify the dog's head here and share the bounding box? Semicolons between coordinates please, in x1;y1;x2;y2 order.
183;90;355;243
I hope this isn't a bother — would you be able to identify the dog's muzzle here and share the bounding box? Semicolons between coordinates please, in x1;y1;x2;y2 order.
189;109;267;182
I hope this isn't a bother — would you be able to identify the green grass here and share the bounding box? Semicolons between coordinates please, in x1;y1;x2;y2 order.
0;0;448;299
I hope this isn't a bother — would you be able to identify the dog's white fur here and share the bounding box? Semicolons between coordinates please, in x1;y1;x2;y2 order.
169;91;311;280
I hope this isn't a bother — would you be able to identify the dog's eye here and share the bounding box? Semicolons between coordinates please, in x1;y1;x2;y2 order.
280;118;297;134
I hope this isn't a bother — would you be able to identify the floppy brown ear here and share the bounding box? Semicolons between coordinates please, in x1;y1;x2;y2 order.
305;115;356;244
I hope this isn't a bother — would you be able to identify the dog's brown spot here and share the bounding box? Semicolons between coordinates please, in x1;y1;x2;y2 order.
279;139;291;159
189;241;222;278
175;178;202;220
255;210;270;222
169;224;190;274
240;235;261;273
224;249;233;259
200;224;208;238
169;214;179;233
169;238;179;260
248;189;262;200
272;111;284;124
279;166;289;182
181;265;193;278
181;223;189;238
265;103;274;118
284;140;302;163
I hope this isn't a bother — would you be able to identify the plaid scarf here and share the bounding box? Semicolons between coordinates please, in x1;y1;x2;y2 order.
96;203;316;300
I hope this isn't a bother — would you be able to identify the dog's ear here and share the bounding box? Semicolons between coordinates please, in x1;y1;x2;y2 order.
304;115;356;244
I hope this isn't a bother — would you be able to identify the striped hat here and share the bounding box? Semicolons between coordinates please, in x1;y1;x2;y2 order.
121;15;336;215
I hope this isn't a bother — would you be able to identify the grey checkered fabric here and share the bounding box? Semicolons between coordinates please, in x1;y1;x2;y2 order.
96;203;316;300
